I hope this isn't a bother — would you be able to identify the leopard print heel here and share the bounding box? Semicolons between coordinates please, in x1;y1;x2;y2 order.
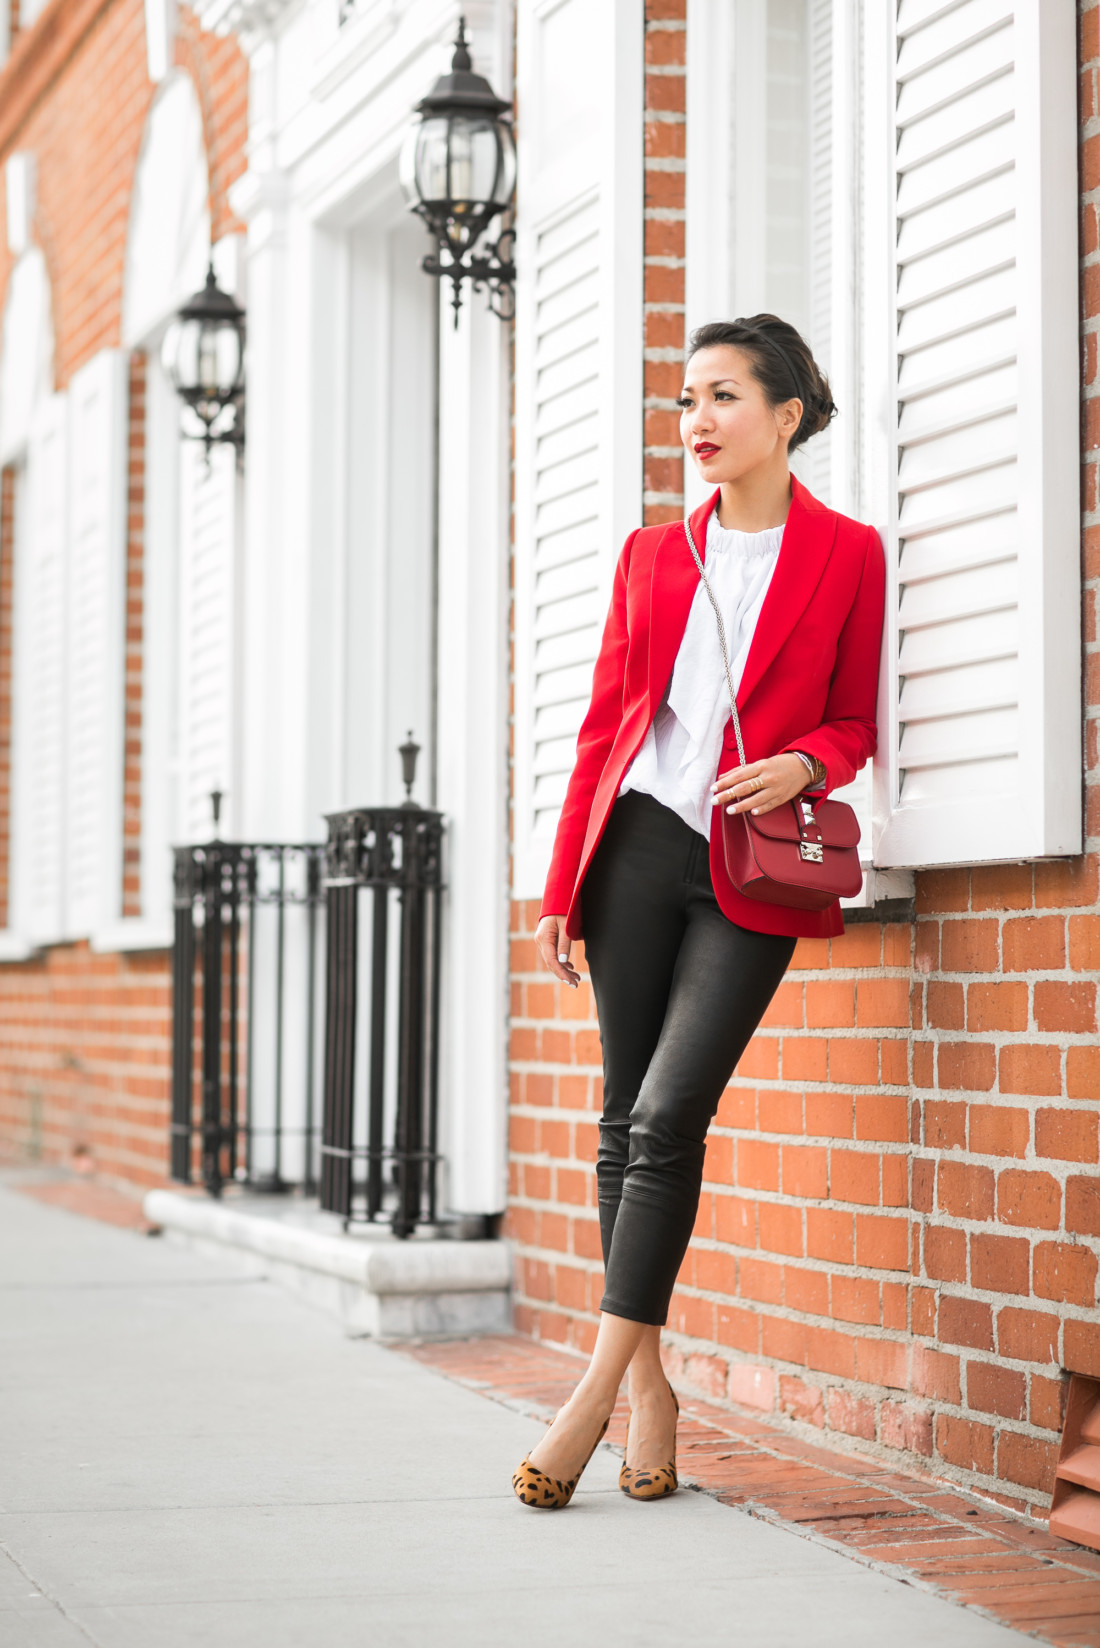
619;1381;679;1501
512;1415;610;1509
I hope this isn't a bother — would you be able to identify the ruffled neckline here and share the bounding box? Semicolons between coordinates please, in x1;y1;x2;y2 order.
705;514;785;559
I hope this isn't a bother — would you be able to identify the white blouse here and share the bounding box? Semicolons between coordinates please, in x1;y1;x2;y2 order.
619;511;784;839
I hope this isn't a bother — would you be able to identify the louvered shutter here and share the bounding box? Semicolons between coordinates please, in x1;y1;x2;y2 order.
13;394;69;945
177;440;239;842
873;0;1079;868
511;0;644;898
66;349;128;936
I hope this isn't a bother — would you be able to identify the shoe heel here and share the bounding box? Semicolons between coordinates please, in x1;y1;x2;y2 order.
619;1379;679;1501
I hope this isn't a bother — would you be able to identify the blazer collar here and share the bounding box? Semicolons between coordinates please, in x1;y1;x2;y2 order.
647;474;837;717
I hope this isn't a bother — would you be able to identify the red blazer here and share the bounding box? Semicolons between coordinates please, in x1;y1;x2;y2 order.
541;477;886;941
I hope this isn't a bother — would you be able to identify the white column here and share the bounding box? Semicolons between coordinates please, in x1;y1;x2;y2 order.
435;288;510;1218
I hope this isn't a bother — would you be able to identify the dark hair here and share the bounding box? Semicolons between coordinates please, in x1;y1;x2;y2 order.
685;315;837;453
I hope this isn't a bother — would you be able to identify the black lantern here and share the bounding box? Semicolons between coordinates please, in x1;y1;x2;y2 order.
162;265;246;458
400;16;516;323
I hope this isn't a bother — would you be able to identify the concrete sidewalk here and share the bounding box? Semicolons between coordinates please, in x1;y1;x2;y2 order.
0;1183;1030;1648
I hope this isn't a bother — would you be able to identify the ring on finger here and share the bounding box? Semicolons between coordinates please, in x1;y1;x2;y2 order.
748;776;766;793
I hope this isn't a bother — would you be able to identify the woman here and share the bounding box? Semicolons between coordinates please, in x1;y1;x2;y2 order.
512;316;885;1511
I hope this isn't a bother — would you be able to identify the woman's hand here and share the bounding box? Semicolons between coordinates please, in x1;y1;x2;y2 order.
713;752;812;818
536;915;581;989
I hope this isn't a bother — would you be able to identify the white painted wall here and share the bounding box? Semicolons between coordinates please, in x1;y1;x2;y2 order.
212;0;514;1216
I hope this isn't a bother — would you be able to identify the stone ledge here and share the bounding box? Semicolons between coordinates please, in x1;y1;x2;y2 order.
144;1189;513;1339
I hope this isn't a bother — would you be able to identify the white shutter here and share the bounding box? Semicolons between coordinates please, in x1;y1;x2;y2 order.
873;0;1079;867
66;349;128;937
177;440;239;842
13;395;68;944
512;0;644;898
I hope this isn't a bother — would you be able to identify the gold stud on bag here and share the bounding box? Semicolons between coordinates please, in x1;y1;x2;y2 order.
682;515;863;910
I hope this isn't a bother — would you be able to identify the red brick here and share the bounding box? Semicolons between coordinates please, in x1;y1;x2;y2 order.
969;1104;1030;1158
999;1044;1063;1098
996;1169;1061;1230
1030;1373;1068;1432
778;1374;825;1428
924;1225;966;1283
970;863;1033;911
738;1257;784;1304
910;1160;936;1212
926;981;963;1030
806;1208;853;1264
938;1297;994;1352
1036;1107;1099;1163
736;1138;779;1191
882;1154;907;1207
1068;913;1100;970
881;1401;933;1457
912;1286;936;1336
938;1042;996;1092
828;1038;879;1086
916;868;969;914
783;1264;829;1316
760;1313;810;1367
856;1213;909;1271
912;1345;962;1403
968;1361;1027;1421
1034;981;1097;1034
940;919;999;972
856;979;910;1028
830;1149;878;1204
1033;856;1099;909
966;982;1028;1033
1066;1175;1100;1237
855;1336;907;1390
830;1274;880;1325
937;1414;995;1475
938;1160;994;1221
970;1232;1030;1296
997;1431;1058;1495
1067;1045;1100;1099
854;1093;907;1142
997;1306;1060;1364
827;1388;877;1441
1002;916;1065;971
1065;1318;1100;1377
1033;1241;1098;1306
758;1201;803;1258
715;1304;760;1355
780;1143;827;1198
644;72;686;113
804;979;855;1028
805;1090;852;1138
830;925;882;966
757;1089;803;1133
760;980;803;1029
912;1040;934;1088
714;1193;756;1247
925;1100;967;1149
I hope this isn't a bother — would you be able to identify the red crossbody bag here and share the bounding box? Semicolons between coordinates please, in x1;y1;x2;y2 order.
683;515;863;912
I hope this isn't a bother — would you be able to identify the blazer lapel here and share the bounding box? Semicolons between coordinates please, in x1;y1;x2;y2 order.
735;474;837;710
646;488;721;710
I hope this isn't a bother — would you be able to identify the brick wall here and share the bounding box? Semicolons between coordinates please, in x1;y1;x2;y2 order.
0;0;247;1188
503;0;1100;1518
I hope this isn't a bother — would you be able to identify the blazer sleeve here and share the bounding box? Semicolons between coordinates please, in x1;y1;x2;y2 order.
782;525;886;793
540;530;638;918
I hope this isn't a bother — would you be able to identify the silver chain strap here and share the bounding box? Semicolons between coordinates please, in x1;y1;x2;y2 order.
682;515;748;769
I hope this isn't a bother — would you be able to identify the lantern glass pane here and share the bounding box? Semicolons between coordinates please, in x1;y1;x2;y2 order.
413;117;452;203
446;117;500;208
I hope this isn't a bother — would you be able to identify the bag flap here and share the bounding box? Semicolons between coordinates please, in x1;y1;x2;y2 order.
749;799;862;850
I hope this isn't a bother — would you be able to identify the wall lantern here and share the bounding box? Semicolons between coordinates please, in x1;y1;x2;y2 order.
162;265;246;458
399;15;516;324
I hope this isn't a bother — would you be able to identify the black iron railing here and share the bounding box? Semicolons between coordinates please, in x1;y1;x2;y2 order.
320;806;444;1236
170;840;325;1195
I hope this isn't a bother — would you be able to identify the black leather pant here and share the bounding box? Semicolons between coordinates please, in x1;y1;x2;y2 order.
581;791;795;1326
